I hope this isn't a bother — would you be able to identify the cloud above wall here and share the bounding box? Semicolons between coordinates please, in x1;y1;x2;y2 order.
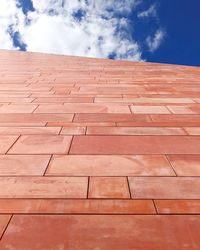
0;0;166;61
146;29;166;52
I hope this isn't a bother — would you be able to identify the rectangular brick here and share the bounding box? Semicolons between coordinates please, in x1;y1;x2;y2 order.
96;97;194;104
94;97;127;103
47;122;116;127
0;199;155;214
151;114;200;123
46;155;174;176
29;92;56;97
0;127;61;135
168;105;200;114
0;85;51;92
33;97;94;103
117;122;200;127
0;114;74;123
167;155;200;176
1;215;200;249
70;135;200;155
0;155;51;176
131;106;171;114
0;97;34;103
0;84;28;91
87;126;186;135
74;113;151;123
35;103;131;114
184;127;200;135
79;86;145;94
0;122;47;127
0;92;30;97
0;177;88;198
155;200;200;214
60;126;86;135
8;135;72;154
128;177;200;199
0;104;38;113
89;177;130;198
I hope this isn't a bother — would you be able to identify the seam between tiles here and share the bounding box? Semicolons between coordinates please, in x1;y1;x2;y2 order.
152;200;159;214
0;214;13;241
5;135;21;155
165;155;178;176
43;155;53;176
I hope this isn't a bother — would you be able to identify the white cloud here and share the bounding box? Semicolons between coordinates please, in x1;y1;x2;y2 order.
0;30;15;50
138;4;157;18
0;0;18;49
19;0;142;60
0;0;26;49
0;0;164;60
146;29;165;52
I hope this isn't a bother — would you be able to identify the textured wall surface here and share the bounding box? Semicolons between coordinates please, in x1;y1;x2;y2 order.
0;50;200;249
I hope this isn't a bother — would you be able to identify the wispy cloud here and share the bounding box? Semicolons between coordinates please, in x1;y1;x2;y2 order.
0;0;165;60
146;29;166;52
137;4;157;18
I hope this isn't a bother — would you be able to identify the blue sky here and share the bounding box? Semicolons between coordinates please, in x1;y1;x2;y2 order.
141;0;200;66
0;0;200;66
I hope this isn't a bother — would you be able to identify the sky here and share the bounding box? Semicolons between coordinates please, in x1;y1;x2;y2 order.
0;0;200;66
